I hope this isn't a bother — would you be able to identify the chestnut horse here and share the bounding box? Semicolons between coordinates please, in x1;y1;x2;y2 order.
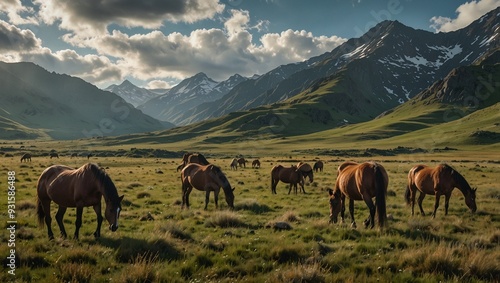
252;159;261;168
181;163;235;210
329;161;388;229
297;162;314;186
36;163;124;240
313;161;324;172
405;164;477;217
271;165;304;194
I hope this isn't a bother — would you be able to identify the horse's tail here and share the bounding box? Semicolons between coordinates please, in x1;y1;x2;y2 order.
404;184;411;206
374;165;387;228
35;182;45;228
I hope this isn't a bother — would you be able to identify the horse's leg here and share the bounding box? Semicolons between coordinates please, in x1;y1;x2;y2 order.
55;206;68;239
74;207;83;240
184;187;192;209
348;199;357;228
410;186;417;216
205;190;211;210
432;191;442;218
288;183;292;195
213;190;219;209
340;195;346;224
444;192;452;216
42;201;55;240
92;203;103;238
417;191;426;216
362;195;376;229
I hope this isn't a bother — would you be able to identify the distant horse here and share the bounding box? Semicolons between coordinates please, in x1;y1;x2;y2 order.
329;161;388;229
237;158;246;168
405;164;477;217
181;163;235;210
313;161;324;172
178;152;210;171
87;153;93;160
49;153;59;159
252;159;261;168
230;158;238;170
36;163;124;240
20;153;31;162
70;153;78;158
271;165;304;194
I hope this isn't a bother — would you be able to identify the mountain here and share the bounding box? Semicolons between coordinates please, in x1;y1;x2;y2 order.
0;62;171;140
105;80;161;107
176;7;500;125
139;72;247;125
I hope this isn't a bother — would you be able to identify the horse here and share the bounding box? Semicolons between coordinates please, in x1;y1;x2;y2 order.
50;153;59;159
87;153;93;160
230;158;238;170
70;153;78;158
237;158;246;168
271;165;304;194
329;161;388;229
405;164;477;218
36;163;124;240
297;162;314;186
20;153;32;162
313;160;324;172
252;159;261;168
178;152;210;171
181;163;235;210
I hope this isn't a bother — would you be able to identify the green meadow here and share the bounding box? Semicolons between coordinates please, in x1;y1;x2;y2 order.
0;142;499;282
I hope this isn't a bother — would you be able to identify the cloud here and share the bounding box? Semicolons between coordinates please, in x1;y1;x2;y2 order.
34;0;225;36
430;0;500;32
146;80;175;90
0;20;41;53
0;0;38;25
65;9;346;83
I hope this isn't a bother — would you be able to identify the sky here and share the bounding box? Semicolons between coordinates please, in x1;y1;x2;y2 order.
1;0;499;90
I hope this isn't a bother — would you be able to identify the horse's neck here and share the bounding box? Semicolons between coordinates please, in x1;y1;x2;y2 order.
453;174;471;196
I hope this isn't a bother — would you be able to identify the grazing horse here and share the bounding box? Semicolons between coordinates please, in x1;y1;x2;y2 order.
297;162;314;187
271;165;304;194
252;159;261;168
50;153;59;159
70;153;78;158
329;161;388;229
36;163;124;240
313;161;324;172
405;164;477;217
237;158;246;168
20;153;32;162
230;158;238;170
181;163;235;210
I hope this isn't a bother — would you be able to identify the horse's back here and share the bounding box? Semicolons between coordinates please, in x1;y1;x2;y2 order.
37;165;73;201
336;161;387;199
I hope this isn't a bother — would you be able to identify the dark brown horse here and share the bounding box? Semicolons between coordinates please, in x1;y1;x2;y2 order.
252;159;261;168
237;158;246;168
313;160;324;172
271;165;304;194
49;152;59;159
36;163;124;240
20;153;31;162
181;163;235;210
329;161;388;229
405;164;477;217
297;162;314;186
70;153;78;158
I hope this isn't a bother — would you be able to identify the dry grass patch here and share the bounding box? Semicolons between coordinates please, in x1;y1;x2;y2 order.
204;211;246;228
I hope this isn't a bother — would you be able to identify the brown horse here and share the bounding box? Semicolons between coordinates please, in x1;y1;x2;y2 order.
178;152;210;171
70;153;78;158
36;163;124;240
181;163;235;210
237;158;246;168
405;164;477;217
252;159;261;168
49;152;59;159
271;165;304;194
329;161;388;229
20;153;31;162
297;162;314;185
313;160;324;172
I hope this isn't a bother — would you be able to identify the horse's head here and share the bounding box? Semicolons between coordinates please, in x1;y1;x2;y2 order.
225;187;235;209
465;188;477;213
328;189;342;224
105;195;124;232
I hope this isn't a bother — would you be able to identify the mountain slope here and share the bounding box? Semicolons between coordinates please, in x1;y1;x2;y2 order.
138;73;247;125
105;80;161;107
0;62;170;140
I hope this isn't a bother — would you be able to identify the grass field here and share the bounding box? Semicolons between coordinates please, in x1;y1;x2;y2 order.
0;145;499;282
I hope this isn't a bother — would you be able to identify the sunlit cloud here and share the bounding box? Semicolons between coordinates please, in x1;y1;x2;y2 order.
430;0;500;32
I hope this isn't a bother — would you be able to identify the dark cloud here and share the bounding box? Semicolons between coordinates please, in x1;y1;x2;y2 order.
0;20;40;51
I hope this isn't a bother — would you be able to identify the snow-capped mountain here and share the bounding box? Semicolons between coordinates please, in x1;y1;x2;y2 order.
176;6;499;125
139;72;247;125
105;80;161;107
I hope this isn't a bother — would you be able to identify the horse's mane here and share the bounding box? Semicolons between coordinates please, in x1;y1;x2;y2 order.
444;164;472;191
81;163;119;203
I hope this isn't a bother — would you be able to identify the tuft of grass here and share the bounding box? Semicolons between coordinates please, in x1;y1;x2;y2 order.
17;200;36;211
269;263;326;283
137;192;151;199
155;222;193;241
281;211;301;223
56;263;93;283
117;254;158;283
205;211;246;228
114;237;181;263
235;199;273;214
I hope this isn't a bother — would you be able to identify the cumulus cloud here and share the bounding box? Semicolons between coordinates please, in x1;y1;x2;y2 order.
146;80;175;90
0;20;41;53
67;9;346;83
0;0;38;25
34;0;225;36
430;0;500;32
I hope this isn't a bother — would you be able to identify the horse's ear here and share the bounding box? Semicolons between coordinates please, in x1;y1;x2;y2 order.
232;187;235;192
327;188;333;196
119;195;124;202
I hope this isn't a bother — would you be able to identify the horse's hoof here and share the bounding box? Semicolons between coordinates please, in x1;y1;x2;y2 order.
350;222;357;229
